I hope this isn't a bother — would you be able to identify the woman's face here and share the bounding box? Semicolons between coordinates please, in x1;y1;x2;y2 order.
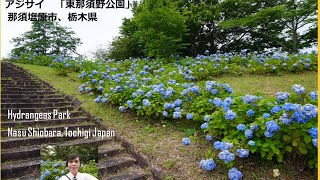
68;157;80;175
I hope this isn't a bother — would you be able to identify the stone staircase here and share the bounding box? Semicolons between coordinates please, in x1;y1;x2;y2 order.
1;62;152;180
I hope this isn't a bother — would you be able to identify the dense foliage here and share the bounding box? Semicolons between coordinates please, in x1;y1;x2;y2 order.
10;21;81;57
105;0;317;60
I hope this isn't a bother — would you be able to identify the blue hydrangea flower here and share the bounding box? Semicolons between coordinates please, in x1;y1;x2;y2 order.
312;139;318;147
201;123;209;129
249;124;259;131
85;87;92;92
199;159;216;171
243;94;257;104
174;107;181;112
218;150;235;163
236;149;249;158
264;131;275;138
182;137;191;146
44;169;50;176
214;141;233;150
174;99;183;107
127;100;133;108
309;127;318;139
265;120;280;133
163;111;168;117
94;97;100;103
236;124;246;131
181;89;189;96
206;135;213;141
301;104;318;119
132;92;138;98
244;129;253;139
279;113;293;125
225;110;237;120
292;84;305;94
282;103;297;111
248;140;255;146
146;92;152;98
263;113;271;119
204;115;211;122
98;86;104;91
186;113;193;120
276;92;290;101
137;106;141;110
247;109;255;117
211;89;218;95
270;105;282;114
310;91;318;100
173;111;182;119
190;86;200;94
142;99;151;106
119;106;125;112
60;170;65;175
228;167;243;180
224;97;234;105
92;79;97;83
213;97;223;107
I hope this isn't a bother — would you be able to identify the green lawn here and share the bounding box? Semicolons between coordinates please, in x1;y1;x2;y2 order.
13;63;317;180
213;72;317;96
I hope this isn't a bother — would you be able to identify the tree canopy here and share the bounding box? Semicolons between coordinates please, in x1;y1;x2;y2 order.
105;0;317;60
11;21;82;57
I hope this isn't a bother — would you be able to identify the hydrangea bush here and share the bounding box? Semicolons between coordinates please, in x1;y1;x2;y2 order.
15;50;315;179
73;51;317;179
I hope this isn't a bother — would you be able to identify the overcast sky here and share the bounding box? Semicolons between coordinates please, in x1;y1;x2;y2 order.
1;0;135;58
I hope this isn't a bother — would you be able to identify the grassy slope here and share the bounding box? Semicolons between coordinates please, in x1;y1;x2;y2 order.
14;63;317;180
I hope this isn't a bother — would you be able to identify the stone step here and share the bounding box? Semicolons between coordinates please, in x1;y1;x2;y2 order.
2;123;96;137
1;90;57;95
2;116;88;127
2;97;67;103
99;157;136;176
2;87;51;92
1;94;64;99
1;138;112;163
1;72;32;79
1;109;82;123
1;106;75;115
58;136;115;147
12;174;40;180
1;102;71;109
104;171;148;180
1;80;41;84
1;146;40;163
1;77;37;81
1;82;42;86
1;137;114;164
99;146;125;160
2;85;44;89
1;158;40;179
1;135;80;149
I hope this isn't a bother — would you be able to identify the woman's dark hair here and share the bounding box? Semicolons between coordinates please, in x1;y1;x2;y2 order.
66;153;82;167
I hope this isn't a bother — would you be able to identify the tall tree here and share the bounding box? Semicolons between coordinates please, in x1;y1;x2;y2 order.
218;0;317;53
133;0;189;58
11;21;82;56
